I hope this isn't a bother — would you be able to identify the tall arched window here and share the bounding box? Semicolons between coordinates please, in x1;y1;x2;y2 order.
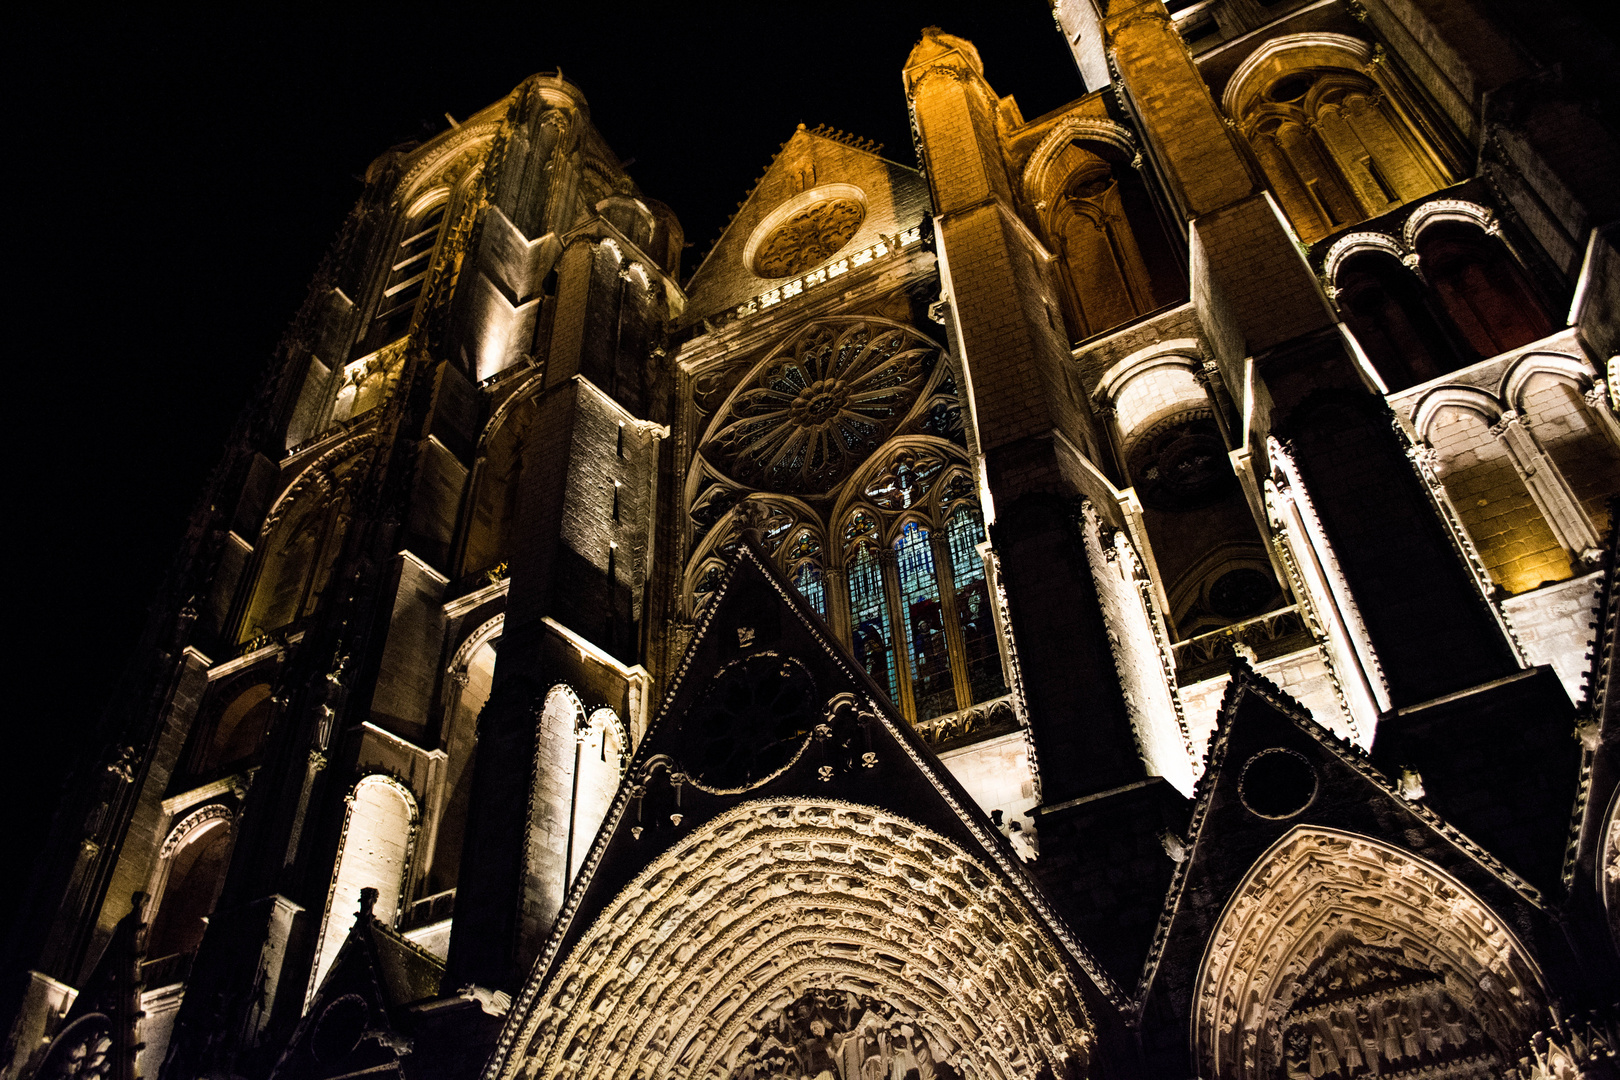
783;530;827;618
945;506;1005;704
845;521;898;704
838;458;1009;721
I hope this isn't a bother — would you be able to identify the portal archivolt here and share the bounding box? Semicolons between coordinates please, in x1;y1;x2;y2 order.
499;800;1095;1080
1193;826;1547;1080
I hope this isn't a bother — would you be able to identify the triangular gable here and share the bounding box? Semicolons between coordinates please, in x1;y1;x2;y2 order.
684;125;931;321
484;538;1129;1080
270;891;442;1080
1133;664;1560;1072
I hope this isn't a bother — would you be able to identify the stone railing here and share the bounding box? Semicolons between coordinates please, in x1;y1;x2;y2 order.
400;888;456;931
141;949;195;988
913;694;1019;749
1171;605;1314;684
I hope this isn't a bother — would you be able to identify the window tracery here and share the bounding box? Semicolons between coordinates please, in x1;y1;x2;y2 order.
687;315;1007;727
702;320;942;496
751;197;865;278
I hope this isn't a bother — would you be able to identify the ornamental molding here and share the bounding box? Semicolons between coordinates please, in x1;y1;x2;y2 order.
1499;350;1595;413
158;802;235;858
1320;230;1407;282
744;183;868;280
447;613;505;676
1402;198;1498;249
262;427;381;535
1410;385;1505;441
1222;32;1375;118
1091;338;1204;407
392;118;502;205
1021;117;1139;207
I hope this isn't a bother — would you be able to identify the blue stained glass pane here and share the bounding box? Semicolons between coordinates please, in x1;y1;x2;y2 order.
846;544;898;703
791;563;827;619
895;523;955;720
947;509;1008;704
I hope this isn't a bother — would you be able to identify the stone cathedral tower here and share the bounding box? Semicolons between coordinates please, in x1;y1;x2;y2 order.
6;3;1619;1079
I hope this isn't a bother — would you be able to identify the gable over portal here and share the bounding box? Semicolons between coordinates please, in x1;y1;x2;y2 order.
485;542;1125;1079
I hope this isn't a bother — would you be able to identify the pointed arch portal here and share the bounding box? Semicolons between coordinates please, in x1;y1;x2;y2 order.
495;800;1096;1080
1192;826;1548;1080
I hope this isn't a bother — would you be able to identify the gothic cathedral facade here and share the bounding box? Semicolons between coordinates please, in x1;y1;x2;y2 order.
6;3;1619;1079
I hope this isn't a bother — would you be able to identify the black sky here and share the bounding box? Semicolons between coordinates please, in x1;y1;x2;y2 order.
7;4;1083;905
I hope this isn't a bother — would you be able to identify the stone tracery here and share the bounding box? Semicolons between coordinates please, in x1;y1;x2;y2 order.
702;320;941;497
497;800;1094;1080
753;197;866;278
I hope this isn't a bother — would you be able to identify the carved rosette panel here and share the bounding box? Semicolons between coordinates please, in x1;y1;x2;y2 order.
500;800;1093;1080
752;198;865;278
1193;827;1547;1080
701;320;940;498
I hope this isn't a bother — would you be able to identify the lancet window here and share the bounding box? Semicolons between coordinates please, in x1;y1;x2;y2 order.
377;201;446;325
837;457;1008;722
362;195;450;353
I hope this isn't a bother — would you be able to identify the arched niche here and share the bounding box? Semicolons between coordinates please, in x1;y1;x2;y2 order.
1416;397;1571;593
184;680;275;780
1333;249;1465;391
1413;221;1553;359
310;775;418;999
569;706;627;882
498;800;1097;1080
1028;136;1183;339
1121;408;1286;639
1506;360;1620;539
428;616;503;895
147;806;236;965
1225;35;1455;243
461;383;540;580
1192;826;1547;1079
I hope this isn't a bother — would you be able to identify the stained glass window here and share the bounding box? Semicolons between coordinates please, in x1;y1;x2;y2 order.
791;562;827;619
846;543;897;702
946;509;1008;704
894;523;955;719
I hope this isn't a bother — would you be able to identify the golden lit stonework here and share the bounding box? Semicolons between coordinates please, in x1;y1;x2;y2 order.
752;197;864;277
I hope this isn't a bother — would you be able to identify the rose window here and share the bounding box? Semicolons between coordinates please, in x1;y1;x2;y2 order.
703;321;939;496
751;197;865;278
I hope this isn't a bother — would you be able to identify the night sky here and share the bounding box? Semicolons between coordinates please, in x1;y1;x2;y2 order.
8;5;1082;911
